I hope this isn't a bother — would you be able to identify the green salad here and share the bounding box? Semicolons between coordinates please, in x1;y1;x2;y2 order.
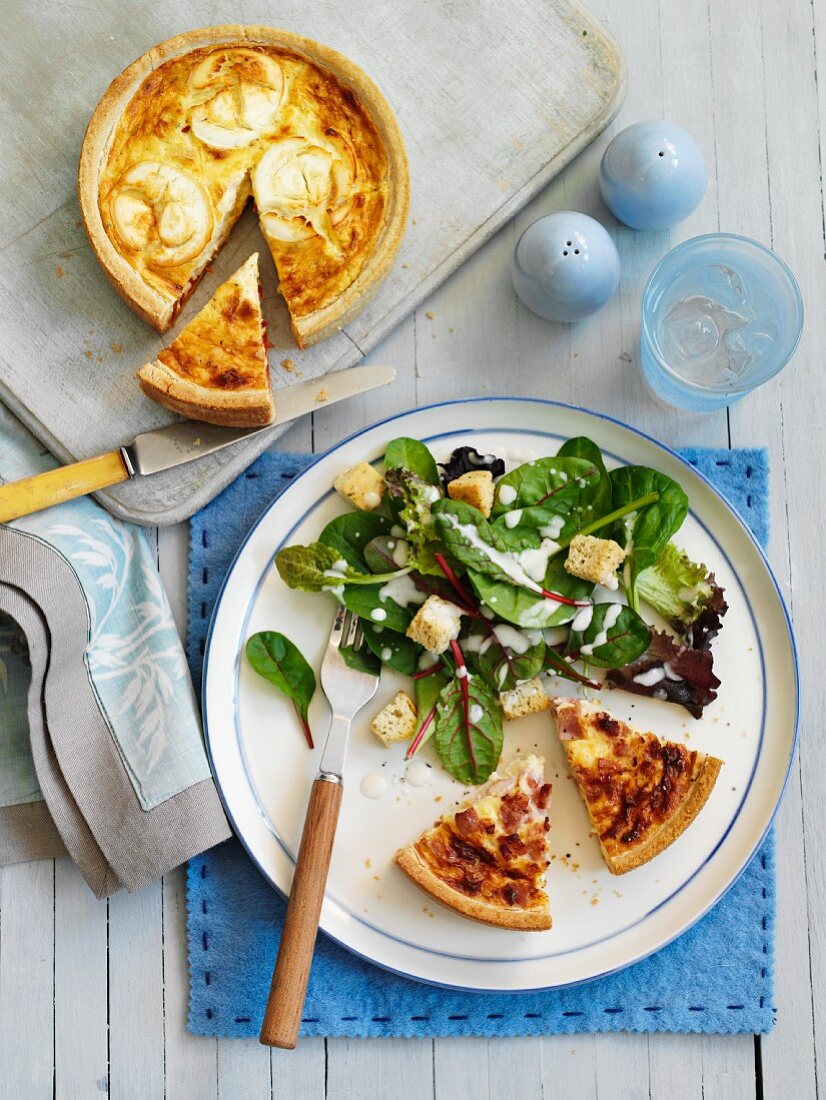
265;435;728;786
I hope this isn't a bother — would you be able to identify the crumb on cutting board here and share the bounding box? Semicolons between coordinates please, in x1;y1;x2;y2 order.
281;358;295;372
315;387;329;402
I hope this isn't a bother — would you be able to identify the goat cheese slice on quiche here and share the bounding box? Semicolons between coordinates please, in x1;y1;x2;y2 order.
394;755;552;931
137;252;273;426
79;25;408;344
549;698;723;875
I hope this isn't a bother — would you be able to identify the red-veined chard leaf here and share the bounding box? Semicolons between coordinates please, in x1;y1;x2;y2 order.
433;672;503;785
464;626;545;693
245;631;316;748
407;667;451;757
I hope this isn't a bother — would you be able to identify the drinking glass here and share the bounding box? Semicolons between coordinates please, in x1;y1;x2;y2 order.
640;233;803;411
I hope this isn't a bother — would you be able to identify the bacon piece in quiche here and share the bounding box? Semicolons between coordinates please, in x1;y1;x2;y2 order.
137;252;273;427
549;698;722;875
394;755;552;931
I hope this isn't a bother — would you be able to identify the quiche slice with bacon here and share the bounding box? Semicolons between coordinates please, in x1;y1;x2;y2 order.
394;755;552;930
137;252;273;426
550;698;723;875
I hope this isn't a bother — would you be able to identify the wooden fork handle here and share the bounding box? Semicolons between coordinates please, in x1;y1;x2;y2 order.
259;774;343;1049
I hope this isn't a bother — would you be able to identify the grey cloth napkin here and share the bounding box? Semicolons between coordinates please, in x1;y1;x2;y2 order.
0;403;230;897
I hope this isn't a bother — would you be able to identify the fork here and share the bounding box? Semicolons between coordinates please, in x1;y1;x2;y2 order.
259;606;380;1049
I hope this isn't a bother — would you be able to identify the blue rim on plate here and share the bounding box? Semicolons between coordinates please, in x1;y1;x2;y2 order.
201;396;799;993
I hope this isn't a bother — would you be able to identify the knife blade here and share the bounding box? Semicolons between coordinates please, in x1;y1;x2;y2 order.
0;364;395;523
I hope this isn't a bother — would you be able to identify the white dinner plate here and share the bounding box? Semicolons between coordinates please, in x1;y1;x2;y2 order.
202;398;798;992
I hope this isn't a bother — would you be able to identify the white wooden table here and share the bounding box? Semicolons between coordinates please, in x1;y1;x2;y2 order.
1;0;823;1095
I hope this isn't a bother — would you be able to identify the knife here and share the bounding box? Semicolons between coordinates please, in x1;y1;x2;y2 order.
0;365;395;523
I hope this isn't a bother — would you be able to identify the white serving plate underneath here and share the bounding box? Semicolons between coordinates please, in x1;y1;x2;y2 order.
203;398;798;991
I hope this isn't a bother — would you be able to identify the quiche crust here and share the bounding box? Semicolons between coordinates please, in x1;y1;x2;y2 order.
79;25;408;343
394;755;552;931
136;252;274;426
550;697;723;875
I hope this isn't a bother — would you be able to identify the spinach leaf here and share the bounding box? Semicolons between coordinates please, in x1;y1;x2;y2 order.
339;641;381;676
361;621;422;674
566;603;651;669
384;437;440;485
469;556;593;629
556;437;613;530
431;499;520;585
609;467;689;605
364;535;408;574
245;631;316;748
275;543;405;592
467;628;545;693
319;513;392;570
491;455;598;515
340;585;414;633
434;672;503;785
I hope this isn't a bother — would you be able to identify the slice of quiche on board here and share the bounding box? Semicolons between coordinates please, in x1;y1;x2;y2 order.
549;698;723;875
394;755;552;931
137;252;274;427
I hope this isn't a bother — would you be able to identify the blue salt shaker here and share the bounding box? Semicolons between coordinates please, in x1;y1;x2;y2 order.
511;212;620;323
600;120;707;230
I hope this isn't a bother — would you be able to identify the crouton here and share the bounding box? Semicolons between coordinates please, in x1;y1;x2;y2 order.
447;470;495;518
333;462;385;511
406;595;464;654
371;691;418;747
500;677;551;720
564;534;625;590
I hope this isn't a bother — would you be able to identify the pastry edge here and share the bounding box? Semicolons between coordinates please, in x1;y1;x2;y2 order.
393;844;552;932
136;360;274;427
601;754;724;875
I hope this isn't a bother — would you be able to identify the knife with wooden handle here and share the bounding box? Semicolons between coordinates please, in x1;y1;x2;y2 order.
0;365;395;523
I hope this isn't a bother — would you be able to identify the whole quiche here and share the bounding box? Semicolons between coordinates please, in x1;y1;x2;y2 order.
78;25;409;347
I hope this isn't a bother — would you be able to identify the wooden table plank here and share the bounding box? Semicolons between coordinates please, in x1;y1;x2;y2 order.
162;869;218;1100
108;881;165;1099
54;860;108;1099
0;862;55;1100
756;0;825;1097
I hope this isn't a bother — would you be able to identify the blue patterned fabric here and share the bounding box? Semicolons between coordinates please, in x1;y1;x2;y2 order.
0;403;210;811
187;448;776;1037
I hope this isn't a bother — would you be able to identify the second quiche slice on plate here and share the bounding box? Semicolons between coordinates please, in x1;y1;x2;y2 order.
394;755;553;931
137;252;273;426
549;698;723;875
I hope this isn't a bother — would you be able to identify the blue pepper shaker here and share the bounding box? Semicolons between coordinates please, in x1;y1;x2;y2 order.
511;212;620;323
599;120;707;230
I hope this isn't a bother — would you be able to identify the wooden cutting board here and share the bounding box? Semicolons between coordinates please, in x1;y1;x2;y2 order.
0;0;624;526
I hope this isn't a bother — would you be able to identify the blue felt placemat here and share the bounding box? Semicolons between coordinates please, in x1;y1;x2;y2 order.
186;447;775;1037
